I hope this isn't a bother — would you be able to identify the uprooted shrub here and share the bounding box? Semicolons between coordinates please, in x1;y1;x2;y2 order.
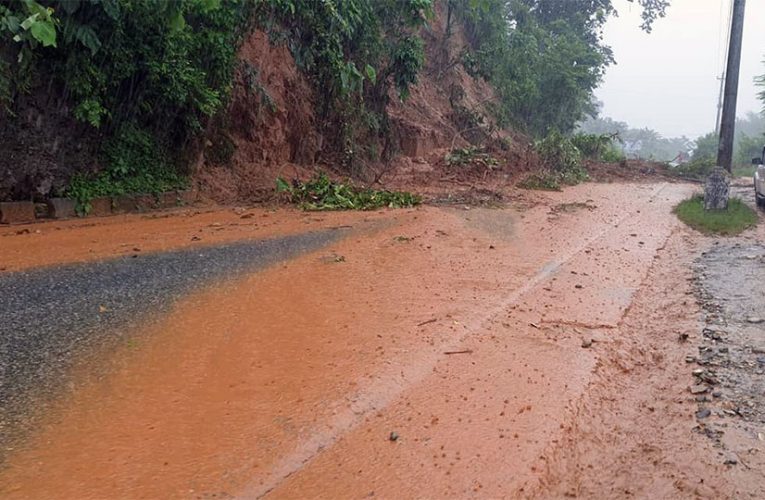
276;173;421;211
445;146;499;169
520;131;588;190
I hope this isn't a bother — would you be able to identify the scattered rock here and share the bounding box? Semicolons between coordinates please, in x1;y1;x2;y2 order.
746;317;764;324
690;384;709;395
581;339;593;349
696;408;712;419
712;391;723;398
319;254;346;264
389;431;399;442
575;284;583;289
678;332;689;342
723;452;738;465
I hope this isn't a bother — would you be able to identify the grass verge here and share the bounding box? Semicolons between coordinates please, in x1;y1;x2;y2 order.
674;195;758;236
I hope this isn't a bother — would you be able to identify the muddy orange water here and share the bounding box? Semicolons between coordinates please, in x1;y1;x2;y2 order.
0;183;737;498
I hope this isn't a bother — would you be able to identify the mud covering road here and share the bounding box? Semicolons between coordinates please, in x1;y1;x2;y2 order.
0;229;348;450
0;181;763;498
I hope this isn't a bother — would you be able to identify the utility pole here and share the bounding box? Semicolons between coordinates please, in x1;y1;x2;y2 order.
715;74;725;135
717;0;746;172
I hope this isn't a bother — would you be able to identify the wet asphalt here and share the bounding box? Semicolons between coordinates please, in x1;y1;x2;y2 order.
0;228;345;450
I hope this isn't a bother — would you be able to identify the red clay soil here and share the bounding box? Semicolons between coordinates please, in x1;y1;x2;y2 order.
0;206;391;273
195;29;321;203
3;181;754;499
193;3;536;206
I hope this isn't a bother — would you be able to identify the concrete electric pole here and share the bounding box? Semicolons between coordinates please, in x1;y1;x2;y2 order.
717;0;746;173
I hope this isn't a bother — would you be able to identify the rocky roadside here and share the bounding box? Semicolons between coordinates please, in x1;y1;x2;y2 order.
688;234;765;497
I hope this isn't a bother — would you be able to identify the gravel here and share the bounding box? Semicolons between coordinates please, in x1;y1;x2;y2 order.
0;228;345;449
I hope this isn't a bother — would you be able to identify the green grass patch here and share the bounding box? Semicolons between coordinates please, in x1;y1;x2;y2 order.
276;173;421;211
674;195;758;236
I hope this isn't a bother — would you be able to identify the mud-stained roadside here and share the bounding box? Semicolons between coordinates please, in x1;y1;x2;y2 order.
3;181;762;499
530;229;733;499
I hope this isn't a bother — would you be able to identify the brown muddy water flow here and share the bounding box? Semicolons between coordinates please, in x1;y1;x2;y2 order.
1;182;758;498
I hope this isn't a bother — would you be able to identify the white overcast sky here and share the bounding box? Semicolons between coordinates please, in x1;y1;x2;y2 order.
596;0;765;139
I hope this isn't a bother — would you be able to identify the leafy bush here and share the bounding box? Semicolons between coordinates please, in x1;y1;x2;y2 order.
734;133;764;167
599;145;626;163
571;132;625;162
65;125;188;213
263;0;432;171
537;132;579;170
520;130;588;190
692;132;718;162
674;157;716;179
276;173;421;211
3;0;247;200
572;133;610;158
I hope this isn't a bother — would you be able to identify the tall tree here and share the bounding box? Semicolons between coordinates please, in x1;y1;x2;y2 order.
455;0;669;136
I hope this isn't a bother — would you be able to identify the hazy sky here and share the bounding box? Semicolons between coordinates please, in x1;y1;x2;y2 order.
596;0;765;139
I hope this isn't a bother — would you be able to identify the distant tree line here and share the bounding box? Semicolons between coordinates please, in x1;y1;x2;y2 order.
578;112;765;168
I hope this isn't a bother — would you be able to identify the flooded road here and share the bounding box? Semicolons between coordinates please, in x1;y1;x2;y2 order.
0;181;762;498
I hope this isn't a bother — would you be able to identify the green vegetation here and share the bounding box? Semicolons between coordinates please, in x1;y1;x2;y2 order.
571;133;625;162
65;125;188;214
732;165;756;178
2;0;249;205
579;114;693;162
455;0;612;135
1;0;671;203
673;157;715;179
580;111;765;174
674;195;758;236
453;0;667;136
445;147;499;169
692;116;765;169
520;131;589;190
263;0;433;172
276;173;421;211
